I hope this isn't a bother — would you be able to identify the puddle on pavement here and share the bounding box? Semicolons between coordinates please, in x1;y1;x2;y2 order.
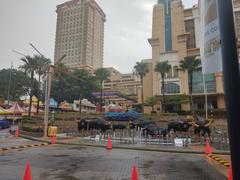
53;154;70;158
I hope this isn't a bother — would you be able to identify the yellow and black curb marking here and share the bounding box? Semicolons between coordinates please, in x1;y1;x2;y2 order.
0;143;50;152
208;154;230;167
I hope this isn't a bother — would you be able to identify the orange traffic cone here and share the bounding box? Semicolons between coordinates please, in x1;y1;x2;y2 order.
132;164;138;180
51;136;56;144
205;139;212;155
106;135;112;150
228;162;233;180
15;128;19;138
23;163;32;180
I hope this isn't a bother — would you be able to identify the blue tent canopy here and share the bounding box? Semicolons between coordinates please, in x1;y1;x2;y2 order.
50;98;58;108
105;111;141;121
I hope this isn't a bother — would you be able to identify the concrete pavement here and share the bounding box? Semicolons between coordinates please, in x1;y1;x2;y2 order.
0;144;227;180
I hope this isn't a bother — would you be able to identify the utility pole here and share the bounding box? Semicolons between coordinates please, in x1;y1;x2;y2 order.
218;1;240;179
7;62;13;105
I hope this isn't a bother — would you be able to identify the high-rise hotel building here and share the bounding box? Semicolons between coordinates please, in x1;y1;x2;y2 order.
54;0;106;70
143;0;240;113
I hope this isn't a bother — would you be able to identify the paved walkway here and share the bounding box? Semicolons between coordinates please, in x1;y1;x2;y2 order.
0;145;227;180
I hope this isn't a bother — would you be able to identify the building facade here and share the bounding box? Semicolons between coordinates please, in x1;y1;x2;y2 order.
143;0;240;113
93;67;141;105
54;0;105;70
103;67;141;97
73;99;96;113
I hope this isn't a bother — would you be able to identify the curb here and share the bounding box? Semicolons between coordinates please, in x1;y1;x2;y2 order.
208;154;230;167
19;134;230;155
0;143;49;152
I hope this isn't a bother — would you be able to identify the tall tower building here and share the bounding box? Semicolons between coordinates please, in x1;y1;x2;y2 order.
54;0;106;70
145;0;189;111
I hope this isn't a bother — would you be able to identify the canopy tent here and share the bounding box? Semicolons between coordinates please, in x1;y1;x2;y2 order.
105;110;141;121
103;104;124;112
24;105;37;114
0;107;11;115
21;95;43;107
7;103;26;115
50;98;58;109
59;101;72;111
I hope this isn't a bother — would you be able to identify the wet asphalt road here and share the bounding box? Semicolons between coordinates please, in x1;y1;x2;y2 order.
0;129;37;148
0;144;227;180
0;128;9;138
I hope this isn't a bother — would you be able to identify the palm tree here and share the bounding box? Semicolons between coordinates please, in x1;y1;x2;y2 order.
20;56;39;116
133;62;149;112
145;96;158;113
155;61;171;113
179;56;201;115
95;68;111;112
35;55;51;114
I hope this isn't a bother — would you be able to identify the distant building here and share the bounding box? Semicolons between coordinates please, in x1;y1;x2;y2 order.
54;0;106;70
104;67;141;96
92;67;141;108
73;99;96;113
143;0;240;113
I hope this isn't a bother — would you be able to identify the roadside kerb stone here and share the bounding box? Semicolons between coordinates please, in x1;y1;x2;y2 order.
19;134;230;155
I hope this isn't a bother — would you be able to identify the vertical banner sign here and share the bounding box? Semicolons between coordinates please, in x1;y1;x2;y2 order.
200;0;222;74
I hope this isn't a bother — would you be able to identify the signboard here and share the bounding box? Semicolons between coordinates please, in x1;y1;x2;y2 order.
174;138;183;147
95;135;100;142
200;0;222;74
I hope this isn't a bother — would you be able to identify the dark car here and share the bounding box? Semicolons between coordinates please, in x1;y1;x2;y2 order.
0;120;10;129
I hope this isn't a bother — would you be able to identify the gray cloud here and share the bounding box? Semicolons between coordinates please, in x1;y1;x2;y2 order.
0;0;197;73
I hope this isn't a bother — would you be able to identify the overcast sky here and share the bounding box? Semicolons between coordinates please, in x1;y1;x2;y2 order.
0;0;197;73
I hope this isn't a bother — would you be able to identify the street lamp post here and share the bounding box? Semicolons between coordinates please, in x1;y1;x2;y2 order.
12;50;33;116
43;66;54;137
7;62;13;105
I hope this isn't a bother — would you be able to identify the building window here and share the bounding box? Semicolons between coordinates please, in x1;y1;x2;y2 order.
191;71;216;94
173;66;179;78
164;83;180;94
185;19;196;49
166;66;172;78
235;11;240;40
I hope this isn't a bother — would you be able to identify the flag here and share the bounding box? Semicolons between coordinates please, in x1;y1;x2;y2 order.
200;0;222;74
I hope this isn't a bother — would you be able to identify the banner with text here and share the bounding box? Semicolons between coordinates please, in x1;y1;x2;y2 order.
200;0;222;74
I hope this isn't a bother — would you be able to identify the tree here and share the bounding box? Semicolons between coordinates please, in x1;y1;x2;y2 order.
72;69;100;101
53;63;68;108
19;56;39;116
155;61;171;113
51;69;100;106
179;56;201;115
95;68;111;112
35;55;51;114
0;69;36;101
133;62;149;112
145;96;158;112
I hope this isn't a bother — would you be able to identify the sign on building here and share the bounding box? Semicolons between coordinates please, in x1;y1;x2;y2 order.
200;0;222;74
